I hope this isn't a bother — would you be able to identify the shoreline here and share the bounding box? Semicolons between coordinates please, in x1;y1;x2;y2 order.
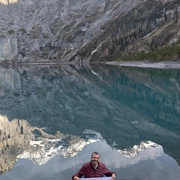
1;60;180;69
106;60;180;69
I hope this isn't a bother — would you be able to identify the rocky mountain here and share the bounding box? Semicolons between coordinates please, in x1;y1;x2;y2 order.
0;0;179;64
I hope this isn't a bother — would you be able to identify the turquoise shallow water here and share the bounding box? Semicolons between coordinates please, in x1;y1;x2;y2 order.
0;64;180;179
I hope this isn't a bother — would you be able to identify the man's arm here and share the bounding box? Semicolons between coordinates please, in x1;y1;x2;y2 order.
102;163;116;178
72;165;85;180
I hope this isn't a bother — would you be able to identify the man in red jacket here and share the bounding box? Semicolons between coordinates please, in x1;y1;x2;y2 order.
72;152;116;180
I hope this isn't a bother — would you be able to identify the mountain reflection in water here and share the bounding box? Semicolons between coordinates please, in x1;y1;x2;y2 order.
0;64;180;179
1;141;180;180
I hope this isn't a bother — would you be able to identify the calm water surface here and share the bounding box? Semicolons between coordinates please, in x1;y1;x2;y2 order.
0;64;180;180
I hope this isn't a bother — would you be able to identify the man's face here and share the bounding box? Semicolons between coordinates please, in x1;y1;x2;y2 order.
91;154;100;166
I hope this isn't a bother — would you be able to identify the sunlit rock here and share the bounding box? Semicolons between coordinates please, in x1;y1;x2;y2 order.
0;0;18;5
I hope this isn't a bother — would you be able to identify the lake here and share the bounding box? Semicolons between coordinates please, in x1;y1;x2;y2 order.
0;63;180;180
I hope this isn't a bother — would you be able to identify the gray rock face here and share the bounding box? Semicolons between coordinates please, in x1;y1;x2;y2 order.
0;0;145;63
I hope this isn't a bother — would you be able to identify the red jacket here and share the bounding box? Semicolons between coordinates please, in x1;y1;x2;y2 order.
72;161;115;179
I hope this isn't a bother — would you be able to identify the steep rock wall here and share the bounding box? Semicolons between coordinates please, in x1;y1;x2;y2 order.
0;0;146;63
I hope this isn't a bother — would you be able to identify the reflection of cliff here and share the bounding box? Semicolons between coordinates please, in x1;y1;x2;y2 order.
0;115;33;174
0;114;95;175
0;65;180;167
0;114;165;176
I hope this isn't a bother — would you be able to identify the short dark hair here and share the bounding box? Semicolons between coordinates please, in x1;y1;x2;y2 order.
91;152;100;158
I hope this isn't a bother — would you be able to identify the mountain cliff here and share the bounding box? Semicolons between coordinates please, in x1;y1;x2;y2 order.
0;0;179;64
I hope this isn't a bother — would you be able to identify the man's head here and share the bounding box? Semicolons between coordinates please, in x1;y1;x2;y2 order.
90;152;100;167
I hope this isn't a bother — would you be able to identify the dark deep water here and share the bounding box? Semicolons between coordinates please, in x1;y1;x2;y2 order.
0;64;180;180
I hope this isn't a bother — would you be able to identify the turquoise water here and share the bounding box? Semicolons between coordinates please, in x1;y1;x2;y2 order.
0;64;180;179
